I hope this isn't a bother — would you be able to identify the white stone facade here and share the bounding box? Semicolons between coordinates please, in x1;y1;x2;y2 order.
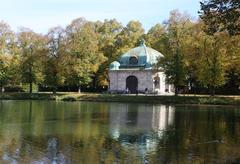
109;69;173;94
108;41;174;95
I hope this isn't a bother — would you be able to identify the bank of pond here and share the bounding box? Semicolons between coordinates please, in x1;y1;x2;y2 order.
1;92;240;106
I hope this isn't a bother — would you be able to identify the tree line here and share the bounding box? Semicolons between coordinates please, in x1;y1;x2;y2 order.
0;1;239;95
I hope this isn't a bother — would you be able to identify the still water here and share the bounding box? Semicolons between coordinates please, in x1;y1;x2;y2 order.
0;100;240;163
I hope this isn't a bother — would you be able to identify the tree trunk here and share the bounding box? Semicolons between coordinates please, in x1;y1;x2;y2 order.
78;86;81;93
175;86;179;96
211;86;216;96
29;66;33;94
92;74;97;90
29;82;33;94
53;86;57;95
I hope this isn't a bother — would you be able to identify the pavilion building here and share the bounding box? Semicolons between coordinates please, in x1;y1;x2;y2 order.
109;41;174;94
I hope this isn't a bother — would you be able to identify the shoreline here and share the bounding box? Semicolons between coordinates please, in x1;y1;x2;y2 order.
1;92;240;106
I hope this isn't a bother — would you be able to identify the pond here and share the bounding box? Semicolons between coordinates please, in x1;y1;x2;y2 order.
0;100;240;163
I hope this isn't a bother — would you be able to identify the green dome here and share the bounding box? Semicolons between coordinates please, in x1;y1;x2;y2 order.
109;61;120;70
118;41;164;69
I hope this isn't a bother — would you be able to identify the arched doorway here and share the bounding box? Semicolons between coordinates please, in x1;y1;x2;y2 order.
154;76;160;89
126;76;138;94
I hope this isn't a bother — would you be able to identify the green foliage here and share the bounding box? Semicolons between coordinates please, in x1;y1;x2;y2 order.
65;19;106;88
0;8;240;95
196;34;228;95
159;50;186;95
21;83;39;93
115;20;144;55
0;56;9;87
0;21;14;87
157;10;192;95
17;28;47;93
145;24;167;53
44;26;66;93
96;19;123;86
200;0;240;35
61;95;77;101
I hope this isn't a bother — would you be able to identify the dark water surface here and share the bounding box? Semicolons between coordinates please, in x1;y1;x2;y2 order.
0;100;240;163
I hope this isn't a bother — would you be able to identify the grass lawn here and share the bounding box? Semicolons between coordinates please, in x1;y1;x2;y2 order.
1;92;240;106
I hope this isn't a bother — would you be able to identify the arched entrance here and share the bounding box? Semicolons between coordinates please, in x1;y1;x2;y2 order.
154;76;160;89
126;76;138;94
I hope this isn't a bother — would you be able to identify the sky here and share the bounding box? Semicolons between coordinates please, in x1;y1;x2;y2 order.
0;0;201;34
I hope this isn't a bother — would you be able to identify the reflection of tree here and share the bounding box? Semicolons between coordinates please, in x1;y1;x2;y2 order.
147;106;240;163
0;101;136;163
0;101;240;163
28;101;32;122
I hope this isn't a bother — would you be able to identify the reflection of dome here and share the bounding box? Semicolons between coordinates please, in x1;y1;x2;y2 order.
118;41;164;69
109;61;120;70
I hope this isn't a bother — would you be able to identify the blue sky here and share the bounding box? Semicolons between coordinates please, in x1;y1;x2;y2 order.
0;0;201;34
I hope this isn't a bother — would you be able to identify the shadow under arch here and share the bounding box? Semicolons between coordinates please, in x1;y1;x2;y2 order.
126;76;138;94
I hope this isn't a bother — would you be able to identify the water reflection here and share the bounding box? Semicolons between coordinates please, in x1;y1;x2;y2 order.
2;138;68;164
0;101;240;163
109;104;175;161
46;138;67;164
152;105;175;137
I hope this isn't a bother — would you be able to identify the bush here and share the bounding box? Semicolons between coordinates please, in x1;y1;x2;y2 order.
61;96;77;101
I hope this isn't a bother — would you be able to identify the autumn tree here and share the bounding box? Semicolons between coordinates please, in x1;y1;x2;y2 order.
0;12;240;95
198;0;240;94
225;35;240;92
0;21;13;91
196;34;229;95
208;33;240;94
96;19;123;86
0;55;10;92
45;26;66;94
65;18;106;92
145;24;168;53
115;20;145;55
199;0;240;35
17;28;47;93
0;21;21;91
157;10;193;95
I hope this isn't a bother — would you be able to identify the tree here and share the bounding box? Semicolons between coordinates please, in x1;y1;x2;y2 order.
0;21;20;91
226;35;240;91
199;0;240;35
158;50;186;95
0;14;239;95
145;23;167;53
17;28;47;93
0;22;12;91
45;26;66;94
96;19;123;86
65;19;106;92
196;34;228;96
0;55;10;91
115;20;144;55
157;10;193;95
175;20;205;94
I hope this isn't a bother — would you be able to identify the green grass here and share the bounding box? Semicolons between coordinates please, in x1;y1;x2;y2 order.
1;92;240;106
0;92;57;100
